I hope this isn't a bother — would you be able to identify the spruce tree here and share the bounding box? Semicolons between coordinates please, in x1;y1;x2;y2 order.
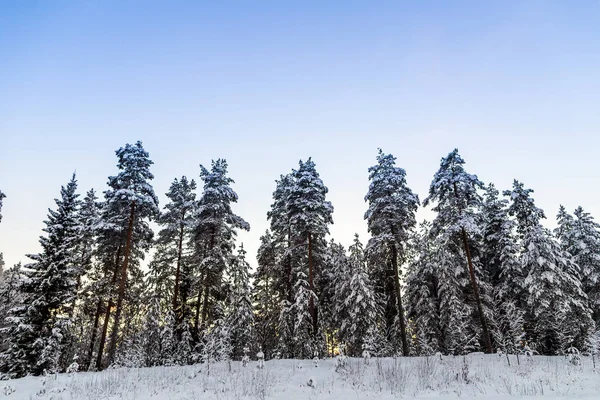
1;175;81;377
253;230;279;358
364;149;419;356
322;240;348;356
556;206;600;322
335;235;383;356
505;181;593;353
0;263;22;353
223;245;254;359
480;184;525;351
406;221;441;355
423;149;493;353
192;159;249;335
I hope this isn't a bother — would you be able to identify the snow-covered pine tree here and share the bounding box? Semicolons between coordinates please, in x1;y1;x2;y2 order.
95;141;159;369
423;149;493;354
556;206;600;322
191;159;249;337
364;149;419;356
287;159;333;342
266;173;296;356
1;175;81;377
253;230;280;359
157;177;197;327
223;245;254;359
505;181;593;354
336;235;384;356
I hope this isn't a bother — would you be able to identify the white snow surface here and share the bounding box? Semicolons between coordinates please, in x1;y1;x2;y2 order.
2;354;600;399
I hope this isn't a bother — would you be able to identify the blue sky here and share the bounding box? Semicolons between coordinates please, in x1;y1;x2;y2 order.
1;1;599;269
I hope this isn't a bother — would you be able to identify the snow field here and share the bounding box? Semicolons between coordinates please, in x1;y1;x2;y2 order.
2;354;600;400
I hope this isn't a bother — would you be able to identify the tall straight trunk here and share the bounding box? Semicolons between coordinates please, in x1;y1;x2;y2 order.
95;242;123;370
461;227;493;353
173;222;185;326
308;232;317;336
107;201;136;365
84;301;102;370
200;283;210;326
173;223;185;315
452;181;493;354
193;271;205;335
286;228;293;303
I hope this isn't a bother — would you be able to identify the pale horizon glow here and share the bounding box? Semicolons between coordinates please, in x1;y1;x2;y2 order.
1;1;599;270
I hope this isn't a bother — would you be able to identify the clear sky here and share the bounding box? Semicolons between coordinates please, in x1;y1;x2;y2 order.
1;1;599;270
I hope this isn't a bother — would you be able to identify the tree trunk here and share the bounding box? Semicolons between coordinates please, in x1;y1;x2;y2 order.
95;242;123;370
391;243;409;356
107;201;136;365
308;232;317;336
193;270;205;336
85;301;102;370
201;282;210;327
461;227;494;353
96;299;113;370
173;221;185;327
286;227;293;303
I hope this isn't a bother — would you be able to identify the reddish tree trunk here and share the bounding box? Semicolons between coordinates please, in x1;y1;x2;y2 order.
107;201;136;365
95;242;123;370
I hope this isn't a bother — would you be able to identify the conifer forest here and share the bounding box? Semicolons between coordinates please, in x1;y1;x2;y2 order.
0;141;598;380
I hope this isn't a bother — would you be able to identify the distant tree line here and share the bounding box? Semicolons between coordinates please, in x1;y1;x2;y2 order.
0;142;598;378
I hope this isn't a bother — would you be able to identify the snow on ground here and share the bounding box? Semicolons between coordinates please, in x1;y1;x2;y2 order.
2;354;600;399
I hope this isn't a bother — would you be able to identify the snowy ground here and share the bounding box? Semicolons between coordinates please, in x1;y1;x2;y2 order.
2;354;600;399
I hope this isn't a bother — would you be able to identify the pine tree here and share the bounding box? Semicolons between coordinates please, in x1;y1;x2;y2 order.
266;174;296;355
157;177;197;326
1;175;81;377
287;158;333;341
96;141;159;368
364;149;419;356
423;149;493;353
191;159;249;335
